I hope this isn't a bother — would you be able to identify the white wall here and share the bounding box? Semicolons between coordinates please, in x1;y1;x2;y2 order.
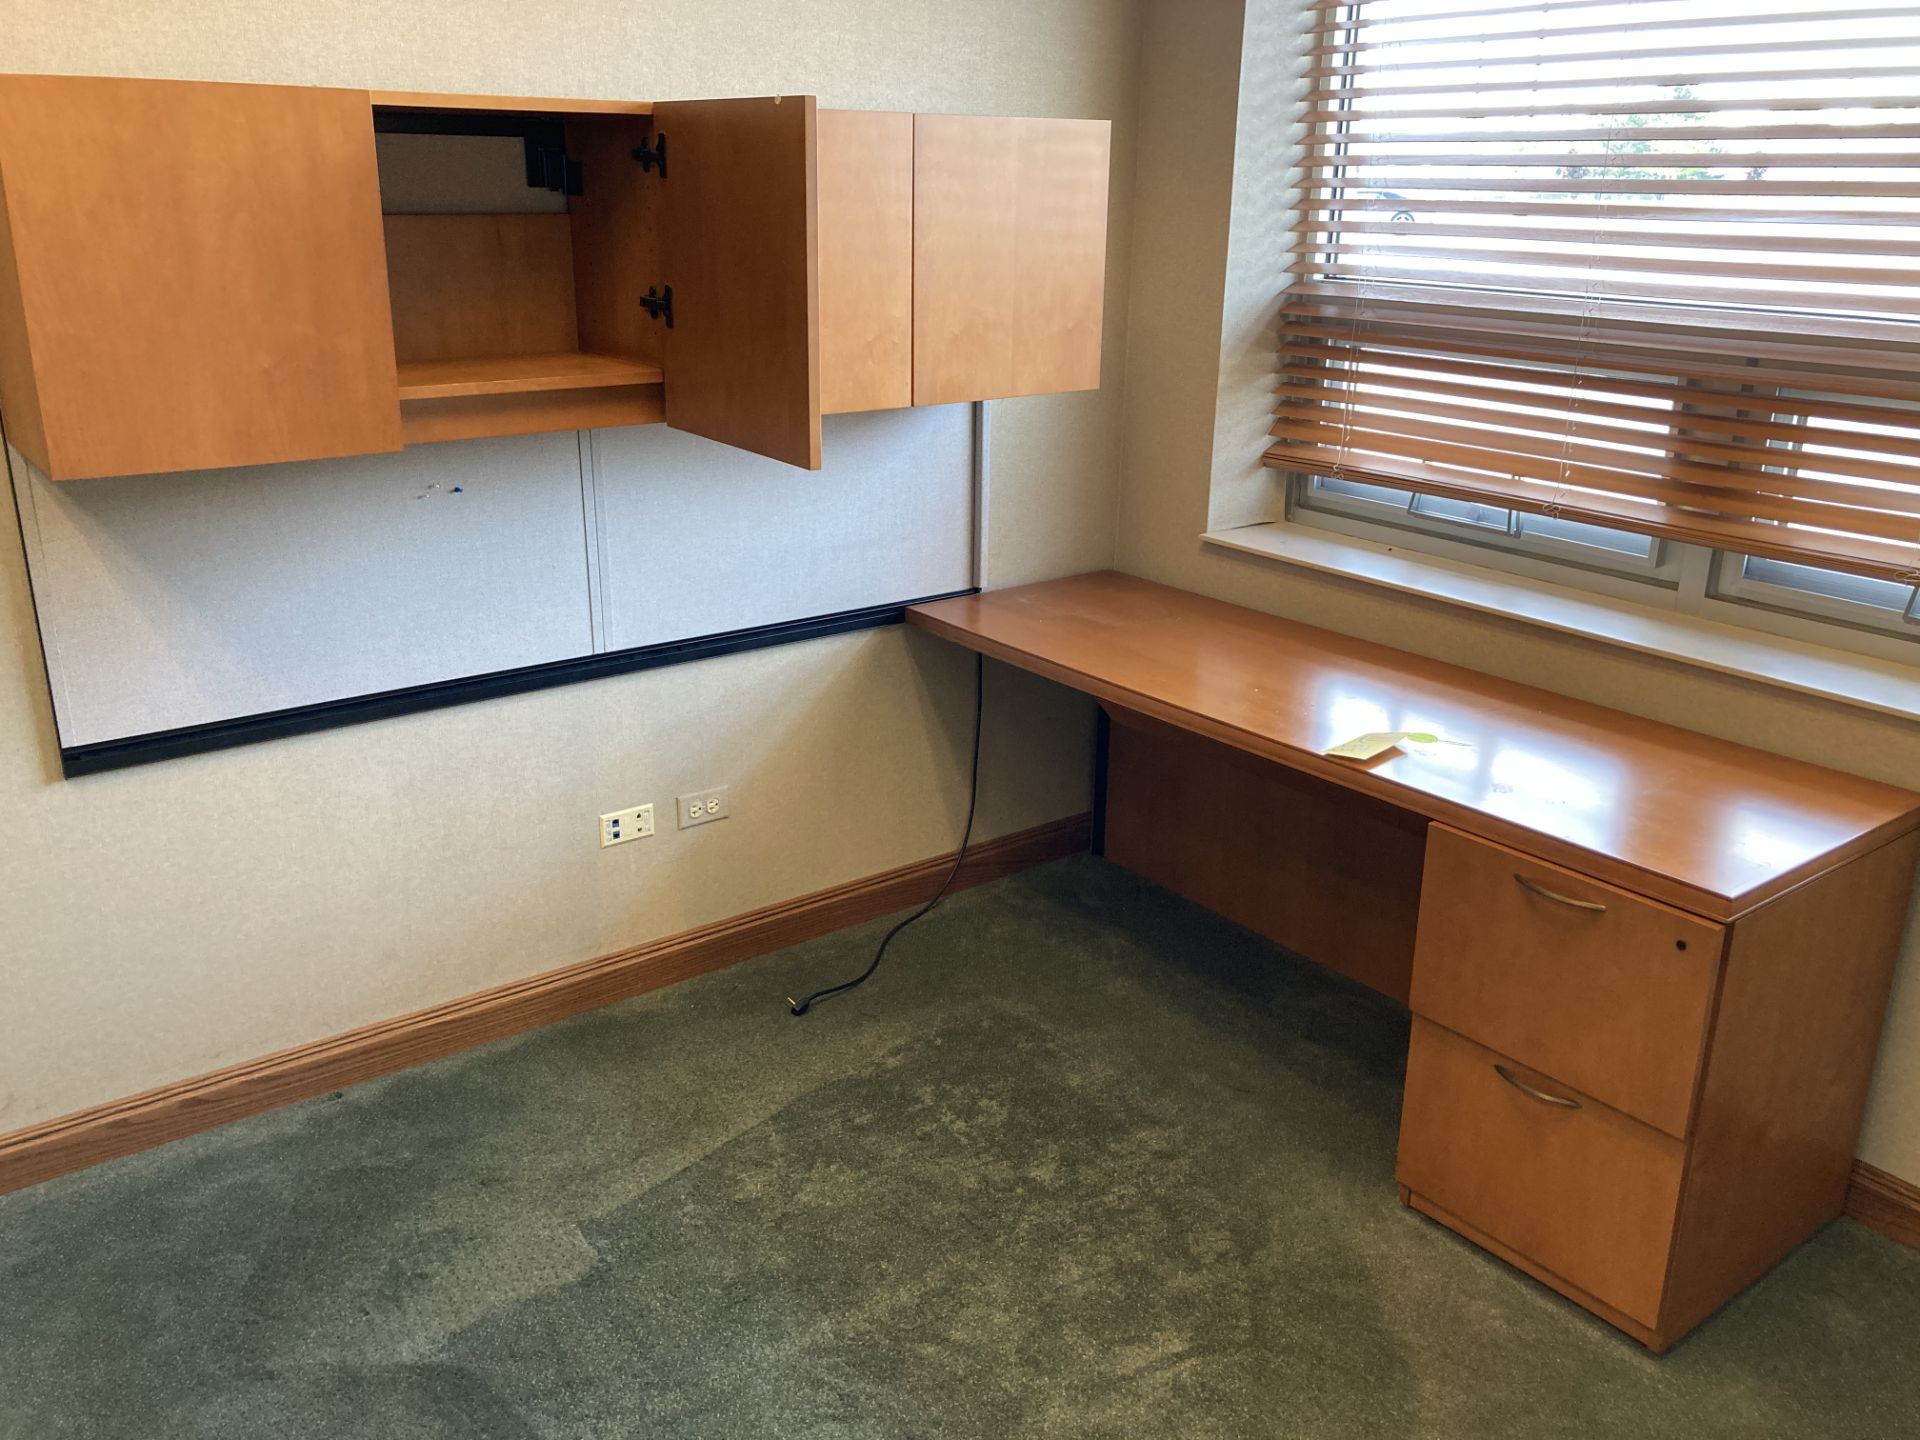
1114;0;1920;1185
0;0;1141;1131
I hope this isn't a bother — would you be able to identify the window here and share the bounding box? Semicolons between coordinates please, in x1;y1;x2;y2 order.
1279;0;1920;653
1303;474;1672;576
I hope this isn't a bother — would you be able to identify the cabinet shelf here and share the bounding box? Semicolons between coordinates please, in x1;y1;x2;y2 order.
395;351;665;401
394;350;667;446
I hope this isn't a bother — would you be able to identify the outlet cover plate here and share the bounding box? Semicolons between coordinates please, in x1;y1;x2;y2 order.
600;803;654;848
677;786;729;829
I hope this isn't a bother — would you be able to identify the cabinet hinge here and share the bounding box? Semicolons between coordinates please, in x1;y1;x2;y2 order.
640;285;674;328
631;133;667;179
525;139;584;197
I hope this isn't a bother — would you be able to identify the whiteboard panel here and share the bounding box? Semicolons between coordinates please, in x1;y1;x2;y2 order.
15;435;595;746
592;406;974;652
12;405;975;759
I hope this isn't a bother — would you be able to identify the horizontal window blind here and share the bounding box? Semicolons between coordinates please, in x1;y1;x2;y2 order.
1273;0;1920;580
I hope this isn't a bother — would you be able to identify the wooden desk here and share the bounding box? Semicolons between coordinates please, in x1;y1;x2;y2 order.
908;571;1920;1351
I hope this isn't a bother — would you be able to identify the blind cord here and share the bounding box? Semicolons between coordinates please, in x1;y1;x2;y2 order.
787;650;985;1017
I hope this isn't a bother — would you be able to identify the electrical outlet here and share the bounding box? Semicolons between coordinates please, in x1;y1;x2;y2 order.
599;803;654;848
677;785;729;830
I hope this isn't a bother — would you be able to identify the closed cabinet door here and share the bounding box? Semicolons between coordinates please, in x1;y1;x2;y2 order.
912;114;1110;407
817;109;913;415
0;75;403;480
654;95;822;470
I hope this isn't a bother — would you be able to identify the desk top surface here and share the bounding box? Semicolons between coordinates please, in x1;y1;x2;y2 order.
908;572;1920;919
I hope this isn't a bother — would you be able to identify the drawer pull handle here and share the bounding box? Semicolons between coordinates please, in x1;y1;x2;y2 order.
1513;873;1607;914
1494;1063;1583;1110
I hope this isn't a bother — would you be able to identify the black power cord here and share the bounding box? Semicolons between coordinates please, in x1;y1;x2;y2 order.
788;651;985;1016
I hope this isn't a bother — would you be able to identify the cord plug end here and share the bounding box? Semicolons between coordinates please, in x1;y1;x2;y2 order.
787;997;811;1017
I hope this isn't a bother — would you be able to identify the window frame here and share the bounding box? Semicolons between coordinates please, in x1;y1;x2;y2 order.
1288;470;1920;664
1295;472;1683;586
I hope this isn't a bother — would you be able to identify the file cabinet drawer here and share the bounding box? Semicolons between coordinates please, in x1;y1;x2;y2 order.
1397;1018;1684;1328
1409;825;1724;1139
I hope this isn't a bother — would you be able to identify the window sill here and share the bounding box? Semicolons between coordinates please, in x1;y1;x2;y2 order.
1201;522;1920;725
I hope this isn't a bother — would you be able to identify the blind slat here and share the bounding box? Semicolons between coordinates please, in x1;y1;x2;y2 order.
1302;0;1680;17
1286;267;1920;317
1312;145;1920;163
1304;240;1920;290
1306;223;1920;261
1271;410;1920;519
1316;123;1920;145
1302;177;1920;196
1279;330;1920;405
1304;197;1920;226
1279;280;1920;351
1306;5;1920;57
1272;389;1920;492
1322;63;1920;100
1276;348;1920;429
1308;35;1919;79
1320;118;1920;141
1306;99;1920;125
1276;375;1920;465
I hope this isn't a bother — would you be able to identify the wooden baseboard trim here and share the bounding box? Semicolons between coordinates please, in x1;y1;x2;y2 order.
1847;1160;1920;1252
0;814;1092;1198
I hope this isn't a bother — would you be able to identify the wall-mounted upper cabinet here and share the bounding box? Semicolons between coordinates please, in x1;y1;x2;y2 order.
0;75;405;481
0;76;1109;482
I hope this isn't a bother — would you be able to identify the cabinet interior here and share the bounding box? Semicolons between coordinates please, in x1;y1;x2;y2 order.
373;106;669;445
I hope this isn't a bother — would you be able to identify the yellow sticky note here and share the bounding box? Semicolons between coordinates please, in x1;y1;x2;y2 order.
1323;730;1438;761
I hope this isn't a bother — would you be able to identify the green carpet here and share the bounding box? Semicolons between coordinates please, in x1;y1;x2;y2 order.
4;856;1919;1438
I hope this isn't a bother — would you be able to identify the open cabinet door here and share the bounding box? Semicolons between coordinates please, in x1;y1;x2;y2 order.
0;76;402;480
654;96;821;470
